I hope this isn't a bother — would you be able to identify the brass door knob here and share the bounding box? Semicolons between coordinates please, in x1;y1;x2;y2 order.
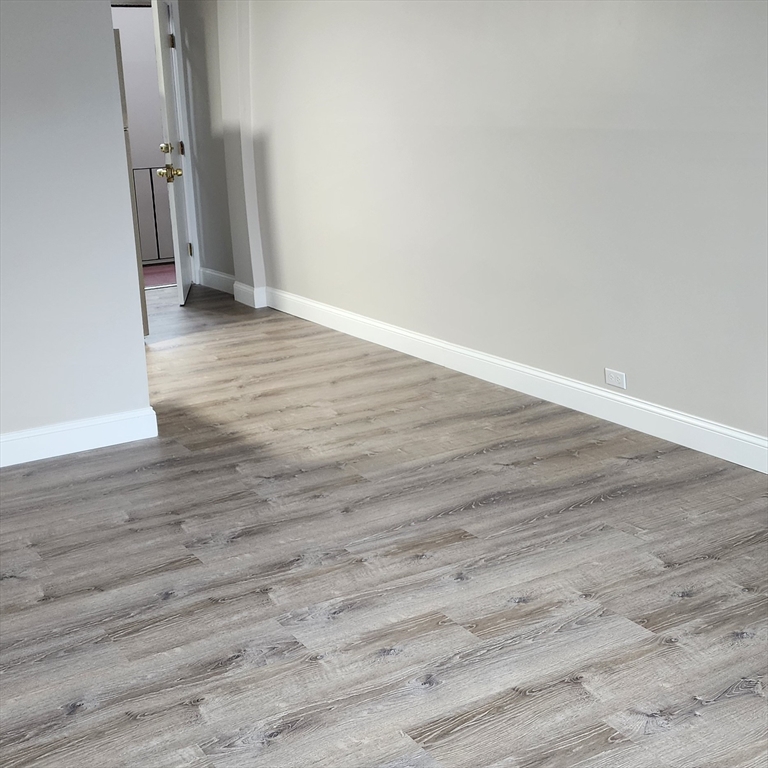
159;142;173;153
157;165;183;181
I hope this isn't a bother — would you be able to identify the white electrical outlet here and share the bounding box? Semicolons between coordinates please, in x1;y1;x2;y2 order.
605;368;627;389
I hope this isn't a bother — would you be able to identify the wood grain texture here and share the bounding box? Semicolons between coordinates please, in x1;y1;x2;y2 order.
1;285;766;767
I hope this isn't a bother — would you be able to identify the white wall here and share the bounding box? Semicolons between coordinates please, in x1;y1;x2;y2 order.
246;0;767;440
217;0;267;302
0;0;156;464
177;0;236;278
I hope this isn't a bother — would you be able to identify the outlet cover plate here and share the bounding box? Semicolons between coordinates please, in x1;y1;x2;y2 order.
605;368;627;389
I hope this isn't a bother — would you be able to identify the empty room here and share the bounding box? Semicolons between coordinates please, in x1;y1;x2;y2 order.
0;0;766;766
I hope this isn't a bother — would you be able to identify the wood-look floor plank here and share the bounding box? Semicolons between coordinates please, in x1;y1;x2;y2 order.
1;286;766;767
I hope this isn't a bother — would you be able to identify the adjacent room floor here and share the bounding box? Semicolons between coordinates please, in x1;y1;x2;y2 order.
1;286;766;767
142;261;176;289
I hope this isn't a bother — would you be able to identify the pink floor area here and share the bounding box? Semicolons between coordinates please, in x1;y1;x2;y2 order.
143;262;176;288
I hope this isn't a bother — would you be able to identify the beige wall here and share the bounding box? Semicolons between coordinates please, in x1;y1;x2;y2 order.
174;0;266;290
177;0;235;277
246;0;767;437
0;0;152;434
218;0;267;294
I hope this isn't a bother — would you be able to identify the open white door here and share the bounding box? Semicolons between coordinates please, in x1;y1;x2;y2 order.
152;0;193;305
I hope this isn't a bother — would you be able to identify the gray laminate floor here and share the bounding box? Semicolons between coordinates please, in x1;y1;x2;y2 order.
1;286;766;767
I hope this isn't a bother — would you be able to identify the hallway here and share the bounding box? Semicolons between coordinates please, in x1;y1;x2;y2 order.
1;287;766;767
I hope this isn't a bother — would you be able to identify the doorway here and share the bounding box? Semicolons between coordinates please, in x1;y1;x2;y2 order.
112;2;177;291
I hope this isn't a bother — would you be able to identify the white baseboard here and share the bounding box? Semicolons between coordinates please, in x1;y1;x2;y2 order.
266;288;767;474
0;407;158;468
199;268;235;295
234;282;267;309
198;272;268;310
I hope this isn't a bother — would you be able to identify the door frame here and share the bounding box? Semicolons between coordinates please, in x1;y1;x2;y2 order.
114;28;150;336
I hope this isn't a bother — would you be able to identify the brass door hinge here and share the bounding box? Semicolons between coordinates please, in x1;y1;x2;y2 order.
187;243;194;256
169;33;176;49
178;140;185;156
